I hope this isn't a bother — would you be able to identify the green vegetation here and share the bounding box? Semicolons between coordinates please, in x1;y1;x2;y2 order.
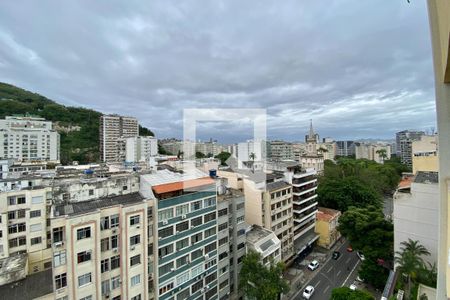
395;239;436;298
330;287;374;300
214;151;231;165
195;151;206;159
0;82;154;164
239;251;289;300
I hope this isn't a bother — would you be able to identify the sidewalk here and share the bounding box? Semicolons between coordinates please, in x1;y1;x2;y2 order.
282;239;346;299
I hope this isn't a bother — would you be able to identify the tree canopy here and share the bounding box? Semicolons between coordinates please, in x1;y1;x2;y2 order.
330;287;374;300
214;151;231;165
239;251;289;300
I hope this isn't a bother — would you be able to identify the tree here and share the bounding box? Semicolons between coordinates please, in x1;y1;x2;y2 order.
395;239;431;298
376;149;388;163
214;151;231;165
239;251;289;300
249;152;256;173
195;151;206;159
330;287;374;300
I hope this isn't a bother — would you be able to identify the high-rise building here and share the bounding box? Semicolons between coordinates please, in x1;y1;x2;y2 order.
395;130;425;167
412;135;438;174
237;140;268;170
125;136;158;163
335;140;355;157
100;115;139;163
354;142;392;163
0;115;60;162
269;141;294;161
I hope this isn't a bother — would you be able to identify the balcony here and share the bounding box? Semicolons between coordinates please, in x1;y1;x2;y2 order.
293;201;318;215
294;208;318;224
293;194;317;205
293;185;317;197
294;221;316;241
292;176;317;186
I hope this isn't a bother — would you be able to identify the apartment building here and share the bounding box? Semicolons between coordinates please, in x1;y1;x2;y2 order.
125;136;158;163
50;193;152;300
315;207;341;249
412;135;438;174
237;140;268;170
335;140;355;157
100;114;139;163
0;115;60;162
395;130;425;167
318;140;336;161
354;142;391;163
0;185;52;274
269;141;294;161
246;225;281;266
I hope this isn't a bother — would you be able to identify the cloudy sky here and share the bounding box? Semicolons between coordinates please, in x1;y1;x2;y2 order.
0;1;436;143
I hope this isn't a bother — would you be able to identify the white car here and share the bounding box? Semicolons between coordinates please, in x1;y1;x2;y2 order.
307;260;319;271
357;251;365;261
302;285;315;299
350;283;357;291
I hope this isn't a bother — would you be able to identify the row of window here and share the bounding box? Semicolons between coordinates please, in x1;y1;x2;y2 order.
270;188;291;199
158;197;216;221
158;227;216;258
158;212;216;239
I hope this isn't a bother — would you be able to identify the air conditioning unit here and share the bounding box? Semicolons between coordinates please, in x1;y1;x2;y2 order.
170;267;176;272
161;220;168;225
204;254;209;259
206;285;210;289
54;241;63;248
181;214;187;219
112;248;118;253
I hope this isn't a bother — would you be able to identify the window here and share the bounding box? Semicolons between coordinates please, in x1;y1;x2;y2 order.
79;296;92;300
131;274;141;287
176;271;190;285
220;279;228;290
218;222;227;231
111;276;120;290
101;237;110;252
192;280;203;293
30;223;42;232
158;226;173;239
111;255;120;269
238;229;246;236
205;242;216;253
130;254;141;267
9;236;26;248
0;230;2;238
77;251;92;263
158;208;173;221
159;282;174;295
191;249;203;261
31;237;42;245
237;216;245;223
101;280;110;296
55;273;67;289
205;259;217;271
204;227;216;238
191;216;202;227
176;221;189;233
130;215;140;226
177;289;190;300
176;204;189;216
219;237;228;246
77;227;91;240
191;232;202;244
130;235;140;246
204;197;215;207
204;212;216;223
111;235;118;249
176;238;189;250
17;209;25;218
112;296;120;300
17;196;26;204
159;262;174;276
206;286;218;299
191;200;202;211
100;216;110;230
110;214;119;228
237;243;245;250
78;273;92;287
8;196;16;205
205;272;217;285
53;227;64;243
30;210;41;218
53;251;66;267
176;255;189;268
31;196;43;204
8;211;15;220
218;208;228;217
236;203;245;210
219;252;228;261
101;259;109;273
158;244;174;257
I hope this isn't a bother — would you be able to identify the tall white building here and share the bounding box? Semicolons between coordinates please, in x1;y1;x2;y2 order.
100;115;139;163
237;140;267;170
355;142;392;163
0;116;60;162
125;136;158;163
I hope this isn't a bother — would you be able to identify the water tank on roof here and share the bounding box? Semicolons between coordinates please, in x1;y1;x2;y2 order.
84;169;94;175
209;169;217;178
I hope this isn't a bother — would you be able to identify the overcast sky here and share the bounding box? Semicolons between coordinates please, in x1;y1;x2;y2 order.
0;1;436;143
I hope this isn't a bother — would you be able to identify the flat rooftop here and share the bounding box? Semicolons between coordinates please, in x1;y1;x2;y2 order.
54;192;145;217
247;225;274;244
414;171;438;184
217;188;244;201
266;181;290;192
0;269;53;299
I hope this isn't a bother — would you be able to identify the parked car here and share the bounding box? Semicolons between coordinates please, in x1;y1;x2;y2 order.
350;283;357;291
332;251;341;260
302;285;315;299
356;251;365;261
307;260;319;271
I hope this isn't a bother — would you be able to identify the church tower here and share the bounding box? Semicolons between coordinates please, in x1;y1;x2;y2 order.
305;119;318;156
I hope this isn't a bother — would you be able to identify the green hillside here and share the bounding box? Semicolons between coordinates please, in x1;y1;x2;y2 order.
0;82;154;164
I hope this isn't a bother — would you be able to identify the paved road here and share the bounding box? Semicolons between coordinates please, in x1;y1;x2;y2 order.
292;241;360;300
383;194;393;219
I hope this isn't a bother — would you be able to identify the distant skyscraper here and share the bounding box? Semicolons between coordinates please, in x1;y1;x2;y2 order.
99;114;139;162
335;140;355;157
395;130;425;167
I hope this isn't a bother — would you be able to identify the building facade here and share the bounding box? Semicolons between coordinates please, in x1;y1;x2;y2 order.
0;116;60;162
100;115;139;163
299;121;324;173
315;207;341;249
335;140;355;157
269;141;294;161
354;142;392;163
125;136;158;163
395;130;425;167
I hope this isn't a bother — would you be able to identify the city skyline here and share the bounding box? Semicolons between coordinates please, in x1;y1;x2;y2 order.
0;1;436;142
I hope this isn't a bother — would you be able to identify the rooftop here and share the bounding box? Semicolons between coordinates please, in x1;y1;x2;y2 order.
414;171;439;184
266;181;290;192
246;225;274;244
217;188;244;202
141;168;208;187
152;177;215;194
398;176;414;189
316;207;341;222
0;269;53;300
54;192;145;217
0;254;27;276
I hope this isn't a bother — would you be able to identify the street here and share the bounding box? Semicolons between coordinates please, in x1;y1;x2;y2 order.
292;241;360;300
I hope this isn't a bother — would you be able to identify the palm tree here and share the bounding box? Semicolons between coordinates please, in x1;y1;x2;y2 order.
395;239;430;298
376;149;388;164
249;152;256;173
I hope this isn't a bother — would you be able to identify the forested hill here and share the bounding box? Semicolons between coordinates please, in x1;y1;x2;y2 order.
0;82;154;164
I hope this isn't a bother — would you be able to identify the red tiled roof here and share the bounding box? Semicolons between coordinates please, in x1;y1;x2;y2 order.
398;176;413;189
316;207;341;222
152;177;215;194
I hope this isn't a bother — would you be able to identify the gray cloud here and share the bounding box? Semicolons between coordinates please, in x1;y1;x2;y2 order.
0;0;436;143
